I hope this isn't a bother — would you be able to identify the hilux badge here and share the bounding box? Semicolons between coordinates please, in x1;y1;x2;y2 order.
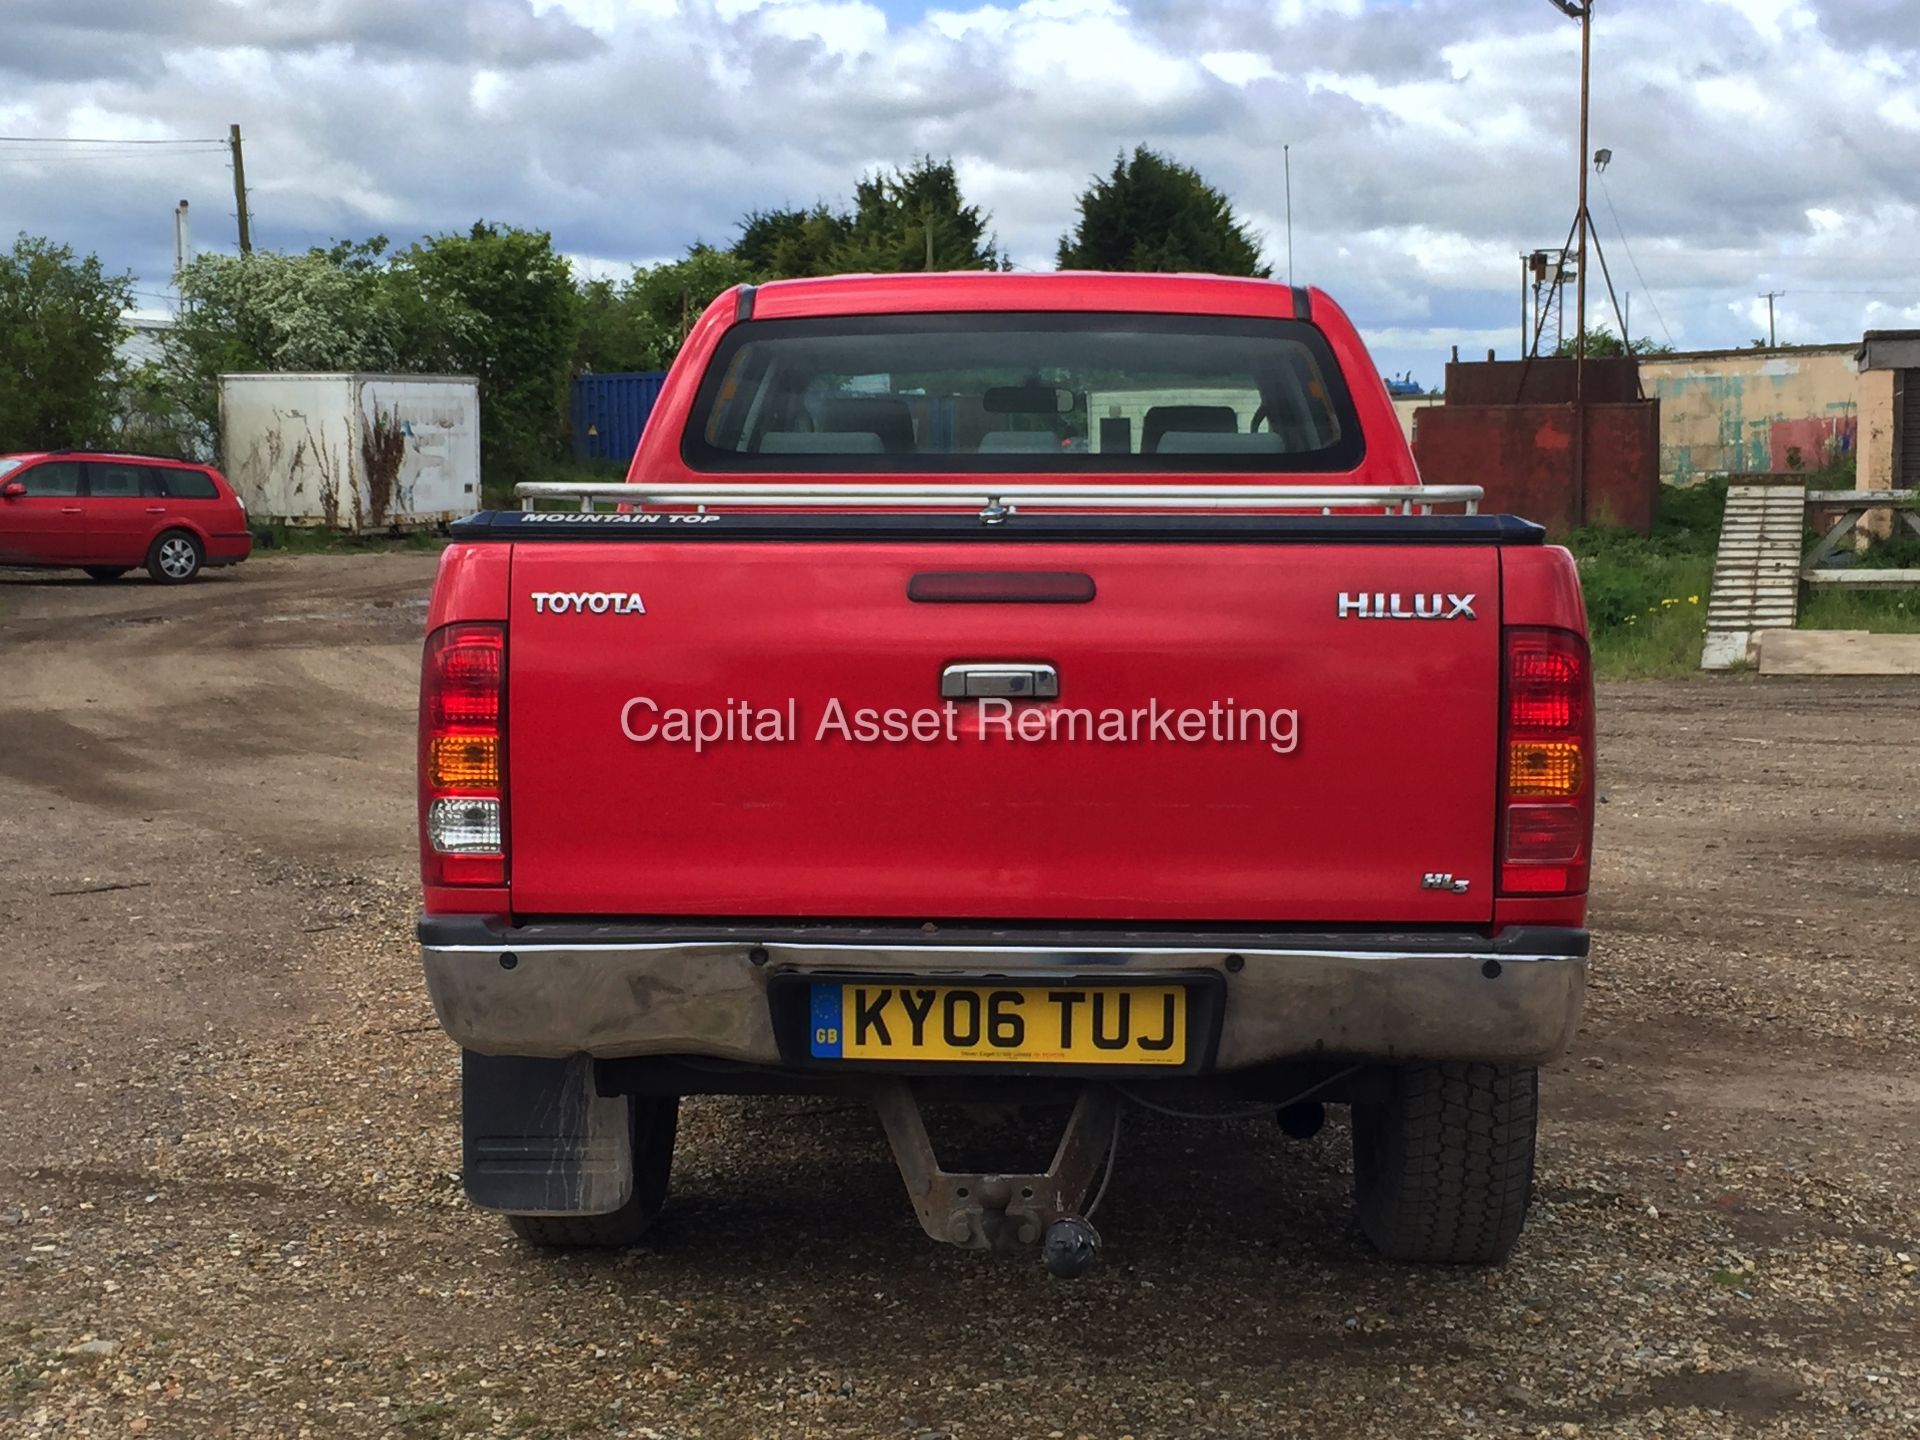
1337;592;1476;620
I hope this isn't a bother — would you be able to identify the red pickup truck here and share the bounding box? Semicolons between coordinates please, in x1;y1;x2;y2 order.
417;272;1592;1275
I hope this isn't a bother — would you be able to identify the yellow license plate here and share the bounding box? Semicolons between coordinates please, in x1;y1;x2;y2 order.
808;982;1188;1065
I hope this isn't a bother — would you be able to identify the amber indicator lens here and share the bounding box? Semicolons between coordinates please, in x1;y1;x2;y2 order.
1507;740;1583;797
429;733;500;790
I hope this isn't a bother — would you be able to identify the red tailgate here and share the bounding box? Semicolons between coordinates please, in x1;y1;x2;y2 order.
506;541;1500;924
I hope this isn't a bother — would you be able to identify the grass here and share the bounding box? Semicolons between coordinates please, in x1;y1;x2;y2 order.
1570;478;1920;675
1797;512;1920;632
1567;479;1721;679
1849;534;1920;570
259;521;443;555
483;458;624;513
1798;587;1920;632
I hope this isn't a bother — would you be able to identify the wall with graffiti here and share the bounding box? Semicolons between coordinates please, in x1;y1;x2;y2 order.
1641;345;1859;483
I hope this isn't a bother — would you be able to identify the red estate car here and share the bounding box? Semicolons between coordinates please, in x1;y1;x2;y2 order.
0;451;252;584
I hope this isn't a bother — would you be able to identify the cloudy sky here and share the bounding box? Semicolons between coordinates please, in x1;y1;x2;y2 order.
2;0;1916;382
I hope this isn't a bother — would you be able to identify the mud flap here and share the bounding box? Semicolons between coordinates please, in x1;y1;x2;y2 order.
462;1052;635;1215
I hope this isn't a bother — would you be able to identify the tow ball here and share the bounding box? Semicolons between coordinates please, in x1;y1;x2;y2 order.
873;1082;1116;1278
1040;1216;1102;1279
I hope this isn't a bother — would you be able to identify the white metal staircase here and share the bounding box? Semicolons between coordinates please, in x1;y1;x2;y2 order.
1700;484;1805;669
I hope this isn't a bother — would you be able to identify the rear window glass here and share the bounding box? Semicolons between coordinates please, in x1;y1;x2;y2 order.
160;468;219;499
684;313;1363;473
89;462;146;498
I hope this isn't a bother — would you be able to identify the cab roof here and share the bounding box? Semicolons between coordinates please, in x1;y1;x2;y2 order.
744;271;1318;322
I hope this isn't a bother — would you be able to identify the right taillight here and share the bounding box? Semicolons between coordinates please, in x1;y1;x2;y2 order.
420;623;506;887
1499;627;1593;896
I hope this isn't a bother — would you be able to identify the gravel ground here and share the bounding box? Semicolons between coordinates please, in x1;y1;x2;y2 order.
2;554;1915;1439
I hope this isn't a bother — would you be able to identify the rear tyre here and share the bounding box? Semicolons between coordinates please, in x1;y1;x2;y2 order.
1351;1062;1537;1265
505;1096;679;1248
83;566;129;582
146;531;203;585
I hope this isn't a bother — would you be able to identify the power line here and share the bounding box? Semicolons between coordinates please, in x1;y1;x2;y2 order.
0;134;227;145
0;144;228;152
1588;286;1917;307
0;150;228;163
1595;170;1673;347
1764;288;1919;298
1;123;252;252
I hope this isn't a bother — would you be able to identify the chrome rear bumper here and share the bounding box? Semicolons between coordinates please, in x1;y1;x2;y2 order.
420;920;1587;1071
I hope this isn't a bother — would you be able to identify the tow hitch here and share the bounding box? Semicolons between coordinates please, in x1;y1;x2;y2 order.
874;1082;1117;1278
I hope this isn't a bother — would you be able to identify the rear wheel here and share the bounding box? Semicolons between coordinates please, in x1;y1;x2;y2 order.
1351;1062;1537;1265
506;1096;679;1247
146;531;203;585
83;566;129;582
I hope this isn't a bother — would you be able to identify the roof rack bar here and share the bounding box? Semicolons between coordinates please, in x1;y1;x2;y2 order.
38;448;201;463
515;481;1482;518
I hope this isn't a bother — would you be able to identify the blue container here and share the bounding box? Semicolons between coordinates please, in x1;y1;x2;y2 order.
571;371;669;464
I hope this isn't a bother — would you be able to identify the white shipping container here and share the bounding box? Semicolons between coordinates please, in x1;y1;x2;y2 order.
219;373;482;531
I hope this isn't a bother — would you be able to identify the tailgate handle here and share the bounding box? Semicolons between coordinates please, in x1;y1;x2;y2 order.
940;663;1059;700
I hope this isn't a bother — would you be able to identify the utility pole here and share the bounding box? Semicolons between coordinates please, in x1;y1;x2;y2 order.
1539;1;1596;517
229;123;252;255
1762;290;1782;347
1573;0;1591;524
1284;144;1295;287
1521;253;1530;356
173;200;192;275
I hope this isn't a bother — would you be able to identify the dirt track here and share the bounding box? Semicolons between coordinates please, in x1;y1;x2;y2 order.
2;555;1916;1439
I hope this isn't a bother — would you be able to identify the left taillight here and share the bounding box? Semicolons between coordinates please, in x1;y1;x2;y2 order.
1498;627;1594;896
420;623;506;887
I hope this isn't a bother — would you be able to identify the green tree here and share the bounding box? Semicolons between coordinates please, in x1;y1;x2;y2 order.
397;223;581;487
1552;328;1674;358
160;243;472;456
624;245;755;364
735;205;852;280
574;275;644;373
575;157;1007;378
575;245;756;375
834;157;1005;273
0;234;135;451
1057;147;1270;277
